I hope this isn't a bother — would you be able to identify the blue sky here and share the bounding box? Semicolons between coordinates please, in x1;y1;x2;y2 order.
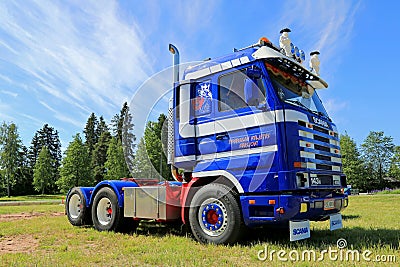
0;0;399;149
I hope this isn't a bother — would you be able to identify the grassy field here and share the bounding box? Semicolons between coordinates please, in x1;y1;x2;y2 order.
0;195;64;202
0;195;399;266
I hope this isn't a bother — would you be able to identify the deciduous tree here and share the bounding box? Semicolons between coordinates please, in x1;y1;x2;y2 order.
389;146;400;181
361;131;395;190
57;134;92;193
0;122;22;197
340;133;366;190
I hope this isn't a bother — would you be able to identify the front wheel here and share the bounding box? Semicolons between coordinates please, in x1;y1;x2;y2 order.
91;187;138;232
188;183;245;244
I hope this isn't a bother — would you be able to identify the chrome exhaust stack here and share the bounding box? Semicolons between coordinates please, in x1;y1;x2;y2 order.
168;44;180;181
169;44;180;83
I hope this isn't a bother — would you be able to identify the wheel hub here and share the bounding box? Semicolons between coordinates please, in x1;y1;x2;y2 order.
68;194;82;219
107;207;112;217
202;203;224;231
198;198;228;236
97;197;113;225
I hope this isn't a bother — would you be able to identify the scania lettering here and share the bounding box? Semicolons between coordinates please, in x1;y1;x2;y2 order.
293;227;309;235
65;31;348;244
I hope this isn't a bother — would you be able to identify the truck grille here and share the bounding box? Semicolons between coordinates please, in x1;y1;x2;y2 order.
298;120;342;173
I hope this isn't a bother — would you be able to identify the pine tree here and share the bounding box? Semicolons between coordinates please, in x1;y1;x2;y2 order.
132;137;154;178
28;124;61;193
96;116;109;138
104;137;130;180
83;112;98;159
28;132;40;169
57;134;92;193
14;145;34;195
133;114;172;180
92;131;112;183
33;146;54;194
122;105;136;174
111;102;129;142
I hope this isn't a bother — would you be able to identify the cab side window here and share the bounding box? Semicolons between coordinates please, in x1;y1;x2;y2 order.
218;70;248;111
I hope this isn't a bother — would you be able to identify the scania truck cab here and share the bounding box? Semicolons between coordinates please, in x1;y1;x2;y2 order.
169;38;347;242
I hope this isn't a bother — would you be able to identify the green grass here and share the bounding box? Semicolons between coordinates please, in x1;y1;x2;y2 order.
0;195;399;266
0;204;64;215
376;189;400;194
0;194;64;202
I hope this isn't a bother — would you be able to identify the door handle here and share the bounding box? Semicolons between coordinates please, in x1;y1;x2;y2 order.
216;133;228;140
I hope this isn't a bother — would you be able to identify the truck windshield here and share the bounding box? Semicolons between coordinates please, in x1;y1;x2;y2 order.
266;65;329;118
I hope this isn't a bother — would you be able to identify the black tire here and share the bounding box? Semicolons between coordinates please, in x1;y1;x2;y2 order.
188;183;245;244
91;187;138;232
66;187;91;226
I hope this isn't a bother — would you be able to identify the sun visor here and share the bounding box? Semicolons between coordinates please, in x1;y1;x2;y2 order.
252;46;328;89
306;79;328;89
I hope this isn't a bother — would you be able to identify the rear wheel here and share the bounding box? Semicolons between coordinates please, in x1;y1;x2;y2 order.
92;187;138;232
188;183;245;244
66;187;91;226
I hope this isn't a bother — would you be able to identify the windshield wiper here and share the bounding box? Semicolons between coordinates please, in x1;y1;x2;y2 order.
285;99;312;112
317;111;332;122
285;99;332;122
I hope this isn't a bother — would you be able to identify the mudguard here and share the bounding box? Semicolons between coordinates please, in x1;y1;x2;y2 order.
89;180;139;208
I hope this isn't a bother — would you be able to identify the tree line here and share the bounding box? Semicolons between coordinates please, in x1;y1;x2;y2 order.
0;102;171;197
340;131;400;191
2;102;399;197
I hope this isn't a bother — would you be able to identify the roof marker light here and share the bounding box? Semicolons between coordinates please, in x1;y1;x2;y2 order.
300;50;305;62
259;37;271;46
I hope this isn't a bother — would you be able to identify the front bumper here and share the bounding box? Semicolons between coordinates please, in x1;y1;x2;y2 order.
240;193;348;227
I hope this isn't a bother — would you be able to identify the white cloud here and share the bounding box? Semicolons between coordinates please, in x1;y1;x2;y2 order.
324;98;349;115
1;90;18;98
39;100;84;129
0;101;14;122
54;113;83;129
0;74;13;84
39;100;57;113
277;0;362;62
322;97;349;126
19;113;44;127
0;0;152;127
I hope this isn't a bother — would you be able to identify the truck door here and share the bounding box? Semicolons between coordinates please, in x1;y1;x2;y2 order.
213;66;277;191
173;79;217;172
173;80;197;171
192;79;218;171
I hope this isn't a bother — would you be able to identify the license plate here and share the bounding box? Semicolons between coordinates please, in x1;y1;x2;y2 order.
324;199;335;210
